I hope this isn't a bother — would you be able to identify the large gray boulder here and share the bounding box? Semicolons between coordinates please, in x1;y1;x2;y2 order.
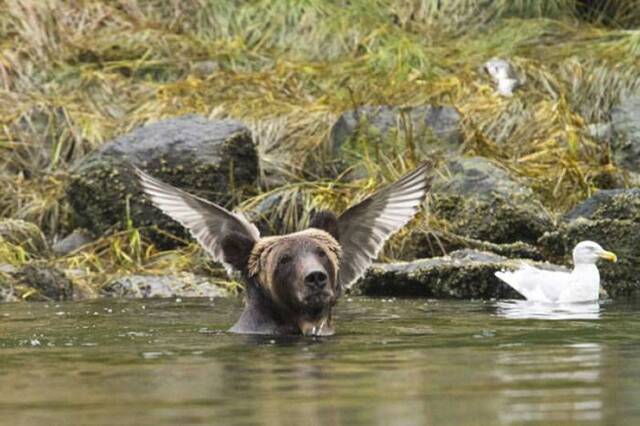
611;94;640;171
331;105;462;150
565;188;640;222
66;115;258;246
428;157;553;244
328;105;462;176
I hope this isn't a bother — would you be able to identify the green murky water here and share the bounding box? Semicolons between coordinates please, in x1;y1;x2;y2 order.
2;297;640;425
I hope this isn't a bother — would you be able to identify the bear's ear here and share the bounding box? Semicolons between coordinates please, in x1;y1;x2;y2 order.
220;232;256;273
309;210;339;240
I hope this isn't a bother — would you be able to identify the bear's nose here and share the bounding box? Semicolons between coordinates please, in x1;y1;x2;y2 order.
304;270;328;290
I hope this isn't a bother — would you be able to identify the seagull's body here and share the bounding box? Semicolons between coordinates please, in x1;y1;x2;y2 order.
495;241;617;303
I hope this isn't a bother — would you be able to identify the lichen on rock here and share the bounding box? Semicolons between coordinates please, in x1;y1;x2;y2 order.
429;157;554;245
354;249;564;299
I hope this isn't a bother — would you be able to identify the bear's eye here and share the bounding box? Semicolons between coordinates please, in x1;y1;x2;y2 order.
279;255;292;265
316;249;326;258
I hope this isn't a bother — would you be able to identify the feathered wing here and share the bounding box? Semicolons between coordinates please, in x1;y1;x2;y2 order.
336;162;432;289
495;265;572;302
135;168;260;272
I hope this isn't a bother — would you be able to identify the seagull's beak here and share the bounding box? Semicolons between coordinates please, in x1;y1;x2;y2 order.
599;250;617;263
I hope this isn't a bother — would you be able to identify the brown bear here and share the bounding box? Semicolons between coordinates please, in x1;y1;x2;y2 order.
136;163;431;336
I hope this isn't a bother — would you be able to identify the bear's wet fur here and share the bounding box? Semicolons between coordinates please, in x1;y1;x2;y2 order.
226;228;342;336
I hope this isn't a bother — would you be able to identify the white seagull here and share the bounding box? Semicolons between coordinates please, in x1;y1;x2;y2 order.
495;241;617;303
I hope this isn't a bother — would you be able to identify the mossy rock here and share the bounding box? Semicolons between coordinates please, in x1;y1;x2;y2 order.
0;219;49;258
539;218;640;298
611;94;640;171
66;115;258;247
12;264;74;301
354;249;562;299
429;157;554;245
565;188;640;222
397;230;543;261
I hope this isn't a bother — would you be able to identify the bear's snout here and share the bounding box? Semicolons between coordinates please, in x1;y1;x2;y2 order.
304;270;328;290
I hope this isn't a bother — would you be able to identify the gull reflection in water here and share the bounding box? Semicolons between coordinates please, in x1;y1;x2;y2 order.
495;300;602;320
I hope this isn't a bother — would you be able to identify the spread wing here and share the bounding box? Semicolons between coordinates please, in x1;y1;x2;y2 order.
337;162;432;289
135;168;260;271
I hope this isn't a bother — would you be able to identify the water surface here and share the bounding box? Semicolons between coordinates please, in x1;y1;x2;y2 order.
1;297;640;425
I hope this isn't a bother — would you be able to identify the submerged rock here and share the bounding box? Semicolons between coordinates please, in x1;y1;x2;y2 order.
66;115;258;247
354;249;564;299
429;157;554;245
13;264;74;301
101;273;230;299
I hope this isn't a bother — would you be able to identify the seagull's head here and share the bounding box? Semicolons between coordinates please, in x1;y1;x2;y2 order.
573;241;617;265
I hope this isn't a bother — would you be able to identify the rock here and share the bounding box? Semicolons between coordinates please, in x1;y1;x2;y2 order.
66;115;258;247
329;105;462;175
398;230;543;261
0;219;49;257
354;249;565;299
52;229;94;256
611;94;640;171
429;157;554;245
565;189;640;222
246;190;309;236
586;122;613;142
101;273;230;299
0;274;17;302
13;264;74;301
539;218;640;298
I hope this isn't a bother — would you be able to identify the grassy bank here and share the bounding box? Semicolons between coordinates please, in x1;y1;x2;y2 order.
1;0;639;297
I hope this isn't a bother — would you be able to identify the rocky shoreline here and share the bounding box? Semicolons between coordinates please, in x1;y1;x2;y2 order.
3;94;640;302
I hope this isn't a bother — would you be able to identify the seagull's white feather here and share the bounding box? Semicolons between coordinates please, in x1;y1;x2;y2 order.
495;241;615;303
495;267;585;302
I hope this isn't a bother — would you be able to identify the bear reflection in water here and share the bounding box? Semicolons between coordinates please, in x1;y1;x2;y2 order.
136;163;431;336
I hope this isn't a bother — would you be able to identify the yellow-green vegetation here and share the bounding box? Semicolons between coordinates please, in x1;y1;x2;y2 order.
1;0;639;297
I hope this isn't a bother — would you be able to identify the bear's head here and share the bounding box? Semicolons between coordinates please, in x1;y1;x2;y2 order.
245;229;342;323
